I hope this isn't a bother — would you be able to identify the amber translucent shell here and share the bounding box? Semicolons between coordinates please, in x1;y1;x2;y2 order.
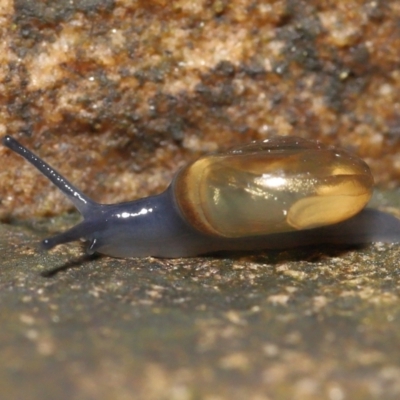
173;136;374;238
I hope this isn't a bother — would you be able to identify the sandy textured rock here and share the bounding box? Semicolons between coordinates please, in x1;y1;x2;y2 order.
0;0;400;219
1;189;400;399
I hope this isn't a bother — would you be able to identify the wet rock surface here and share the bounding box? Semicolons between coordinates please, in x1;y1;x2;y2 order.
1;191;400;399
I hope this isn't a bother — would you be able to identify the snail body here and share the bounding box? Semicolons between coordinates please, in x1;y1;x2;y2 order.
3;135;400;258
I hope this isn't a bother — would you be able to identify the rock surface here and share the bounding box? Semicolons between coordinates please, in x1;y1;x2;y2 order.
1;190;400;399
1;1;400;218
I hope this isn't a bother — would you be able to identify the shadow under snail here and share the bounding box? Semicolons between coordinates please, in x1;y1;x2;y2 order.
3;135;400;258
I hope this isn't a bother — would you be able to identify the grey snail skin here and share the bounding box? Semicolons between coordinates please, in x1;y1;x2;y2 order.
3;135;400;258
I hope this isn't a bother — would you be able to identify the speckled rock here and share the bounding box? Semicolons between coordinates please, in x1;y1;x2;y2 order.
1;189;400;399
1;1;400;219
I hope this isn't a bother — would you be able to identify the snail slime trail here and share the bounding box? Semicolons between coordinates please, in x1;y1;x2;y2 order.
3;135;400;258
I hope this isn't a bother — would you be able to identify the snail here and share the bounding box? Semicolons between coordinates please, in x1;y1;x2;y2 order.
3;135;400;258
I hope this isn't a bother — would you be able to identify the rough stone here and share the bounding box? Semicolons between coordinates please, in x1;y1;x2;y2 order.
1;189;400;399
1;1;400;218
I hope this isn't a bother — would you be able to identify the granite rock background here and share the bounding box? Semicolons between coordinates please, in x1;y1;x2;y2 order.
0;0;399;218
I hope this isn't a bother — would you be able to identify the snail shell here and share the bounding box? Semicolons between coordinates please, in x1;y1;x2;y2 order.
3;135;400;258
174;136;373;237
